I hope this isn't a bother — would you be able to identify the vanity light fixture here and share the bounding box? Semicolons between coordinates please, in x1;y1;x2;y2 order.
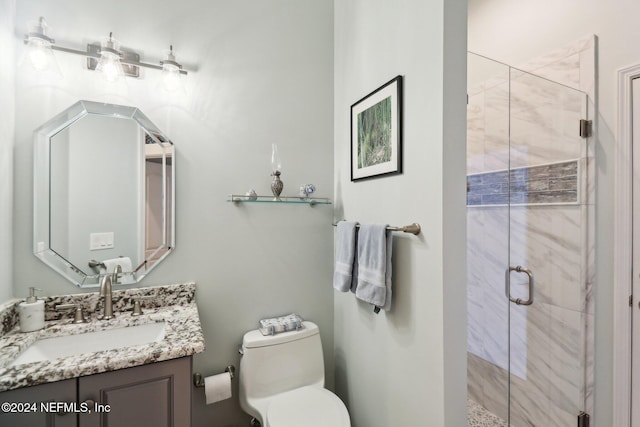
24;17;189;80
24;17;57;71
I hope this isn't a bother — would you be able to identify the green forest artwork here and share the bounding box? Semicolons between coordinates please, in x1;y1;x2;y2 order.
357;96;392;168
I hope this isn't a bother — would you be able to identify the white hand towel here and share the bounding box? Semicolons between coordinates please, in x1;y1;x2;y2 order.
355;224;393;310
333;221;358;292
102;256;133;273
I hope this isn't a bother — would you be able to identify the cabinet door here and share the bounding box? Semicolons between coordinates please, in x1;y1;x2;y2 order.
78;357;191;427
0;379;77;427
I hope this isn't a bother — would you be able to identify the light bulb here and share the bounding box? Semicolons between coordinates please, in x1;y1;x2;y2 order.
27;38;52;70
25;17;56;72
97;51;123;82
162;63;181;91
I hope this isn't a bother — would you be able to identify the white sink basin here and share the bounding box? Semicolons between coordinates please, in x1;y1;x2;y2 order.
10;322;166;367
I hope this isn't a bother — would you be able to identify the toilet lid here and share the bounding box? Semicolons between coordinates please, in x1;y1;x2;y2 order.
266;386;350;427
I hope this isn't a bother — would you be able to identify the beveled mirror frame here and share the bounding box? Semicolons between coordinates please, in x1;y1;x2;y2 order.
34;100;175;287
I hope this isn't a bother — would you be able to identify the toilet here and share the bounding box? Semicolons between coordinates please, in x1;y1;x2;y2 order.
238;321;351;427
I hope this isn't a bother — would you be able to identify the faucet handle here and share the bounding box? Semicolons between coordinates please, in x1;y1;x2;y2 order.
131;296;154;316
56;303;87;324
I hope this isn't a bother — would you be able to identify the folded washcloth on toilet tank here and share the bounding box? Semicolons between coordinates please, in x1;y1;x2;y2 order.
259;314;304;336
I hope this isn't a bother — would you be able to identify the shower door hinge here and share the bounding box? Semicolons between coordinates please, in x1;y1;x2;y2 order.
631;295;634;307
578;411;590;427
579;119;592;138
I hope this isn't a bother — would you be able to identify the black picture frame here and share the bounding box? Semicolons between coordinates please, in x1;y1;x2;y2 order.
350;75;403;181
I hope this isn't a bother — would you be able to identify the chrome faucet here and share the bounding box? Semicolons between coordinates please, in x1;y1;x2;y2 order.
99;273;114;320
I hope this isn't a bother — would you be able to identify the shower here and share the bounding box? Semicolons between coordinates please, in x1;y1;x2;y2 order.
466;49;595;426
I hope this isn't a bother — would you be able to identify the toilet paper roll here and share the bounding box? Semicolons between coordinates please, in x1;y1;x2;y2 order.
204;372;232;405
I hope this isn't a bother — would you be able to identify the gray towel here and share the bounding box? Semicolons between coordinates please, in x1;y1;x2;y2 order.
333;221;358;292
355;224;393;310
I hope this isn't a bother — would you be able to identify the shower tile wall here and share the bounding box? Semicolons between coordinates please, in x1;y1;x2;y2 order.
467;36;595;426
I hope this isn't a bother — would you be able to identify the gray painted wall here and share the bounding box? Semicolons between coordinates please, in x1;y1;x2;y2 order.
4;0;629;425
6;1;471;425
468;1;640;424
333;0;467;425
0;0;15;303
11;1;334;426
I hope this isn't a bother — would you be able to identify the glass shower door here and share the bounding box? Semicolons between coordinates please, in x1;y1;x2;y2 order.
466;53;512;424
506;68;591;426
467;52;593;426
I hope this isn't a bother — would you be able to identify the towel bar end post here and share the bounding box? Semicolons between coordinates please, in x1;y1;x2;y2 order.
403;223;421;235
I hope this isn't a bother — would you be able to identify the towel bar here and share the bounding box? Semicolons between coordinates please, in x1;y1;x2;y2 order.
332;222;421;235
88;259;106;270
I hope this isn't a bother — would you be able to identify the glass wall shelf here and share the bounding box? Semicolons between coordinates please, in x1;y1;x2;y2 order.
227;195;331;205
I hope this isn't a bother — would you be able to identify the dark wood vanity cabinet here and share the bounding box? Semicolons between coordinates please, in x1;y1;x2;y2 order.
0;357;192;427
0;378;77;427
79;356;191;427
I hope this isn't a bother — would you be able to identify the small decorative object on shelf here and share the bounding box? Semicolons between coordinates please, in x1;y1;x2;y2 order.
299;184;316;200
271;171;283;201
270;143;283;201
245;189;258;201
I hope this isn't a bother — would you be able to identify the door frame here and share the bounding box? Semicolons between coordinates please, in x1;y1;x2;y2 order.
613;63;640;427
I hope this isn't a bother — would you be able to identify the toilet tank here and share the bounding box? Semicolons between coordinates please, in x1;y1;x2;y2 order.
239;321;325;402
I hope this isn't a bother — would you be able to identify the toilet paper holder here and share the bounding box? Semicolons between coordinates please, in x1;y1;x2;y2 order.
193;365;235;388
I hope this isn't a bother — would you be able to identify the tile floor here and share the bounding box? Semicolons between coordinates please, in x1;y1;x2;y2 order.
467;399;508;427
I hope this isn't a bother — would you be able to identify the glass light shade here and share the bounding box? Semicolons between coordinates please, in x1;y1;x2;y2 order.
27;37;54;71
271;143;282;172
97;51;124;82
162;62;181;92
160;46;183;92
96;36;124;82
25;18;57;72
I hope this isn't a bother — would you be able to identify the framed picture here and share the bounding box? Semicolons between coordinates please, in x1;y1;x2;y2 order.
351;75;403;181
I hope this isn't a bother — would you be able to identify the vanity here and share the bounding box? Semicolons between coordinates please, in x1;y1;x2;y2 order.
0;101;202;425
0;282;205;427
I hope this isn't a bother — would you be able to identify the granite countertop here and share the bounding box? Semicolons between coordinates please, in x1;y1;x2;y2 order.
0;282;205;392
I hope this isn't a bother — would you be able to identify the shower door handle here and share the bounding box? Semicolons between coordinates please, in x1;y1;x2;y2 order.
505;265;535;306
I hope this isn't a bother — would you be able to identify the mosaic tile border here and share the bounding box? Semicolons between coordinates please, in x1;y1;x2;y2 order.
467;160;578;206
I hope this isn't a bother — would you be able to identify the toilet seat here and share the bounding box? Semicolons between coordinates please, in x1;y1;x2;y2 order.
266;386;350;427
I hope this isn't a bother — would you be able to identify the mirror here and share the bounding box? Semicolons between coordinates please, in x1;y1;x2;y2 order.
34;100;175;287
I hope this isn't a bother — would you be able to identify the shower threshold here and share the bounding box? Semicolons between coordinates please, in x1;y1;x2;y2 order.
467;399;508;427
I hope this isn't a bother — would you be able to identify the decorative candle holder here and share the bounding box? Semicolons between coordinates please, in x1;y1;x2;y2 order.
270;144;283;201
271;171;283;201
